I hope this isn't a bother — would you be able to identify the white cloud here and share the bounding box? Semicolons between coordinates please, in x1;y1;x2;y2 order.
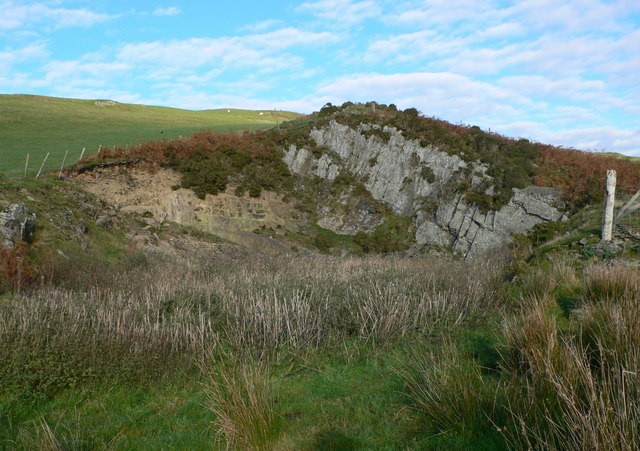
42;60;131;85
10;26;339;110
505;0;640;33
364;30;459;64
420;32;636;81
116;28;338;75
241;19;282;32
319;72;536;121
0;42;48;73
0;1;112;31
296;0;381;25
389;0;498;28
495;122;640;155
473;21;525;40
497;76;608;103
317;72;640;155
383;0;640;80
152;7;182;16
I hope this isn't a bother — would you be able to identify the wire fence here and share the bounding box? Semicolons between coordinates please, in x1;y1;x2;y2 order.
615;186;640;239
1;147;100;179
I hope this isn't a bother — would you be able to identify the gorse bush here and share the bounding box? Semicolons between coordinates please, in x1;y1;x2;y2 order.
537;146;640;209
354;215;413;254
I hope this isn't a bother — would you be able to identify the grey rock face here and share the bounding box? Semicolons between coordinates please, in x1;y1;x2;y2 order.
96;214;114;229
428;187;565;256
283;120;566;255
0;203;36;248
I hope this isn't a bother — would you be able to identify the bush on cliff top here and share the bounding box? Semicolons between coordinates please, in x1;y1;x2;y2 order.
89;130;293;199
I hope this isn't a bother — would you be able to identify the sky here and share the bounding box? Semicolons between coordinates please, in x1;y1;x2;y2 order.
1;1;639;156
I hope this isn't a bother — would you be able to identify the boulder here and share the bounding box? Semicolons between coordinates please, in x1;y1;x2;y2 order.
0;203;35;248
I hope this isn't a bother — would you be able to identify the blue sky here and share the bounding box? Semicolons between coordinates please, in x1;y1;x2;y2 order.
1;1;639;156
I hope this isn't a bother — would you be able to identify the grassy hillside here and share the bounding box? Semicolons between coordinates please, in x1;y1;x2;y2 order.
2;124;640;448
0;94;299;176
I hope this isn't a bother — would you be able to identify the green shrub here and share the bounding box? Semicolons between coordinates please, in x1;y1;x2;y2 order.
354;215;412;254
361;128;391;142
420;166;436;183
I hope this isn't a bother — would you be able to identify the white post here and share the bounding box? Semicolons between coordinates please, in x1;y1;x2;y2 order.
35;152;50;180
602;169;616;241
79;147;85;162
59;150;69;178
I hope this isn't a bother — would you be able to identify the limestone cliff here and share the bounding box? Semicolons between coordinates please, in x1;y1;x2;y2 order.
284;120;565;256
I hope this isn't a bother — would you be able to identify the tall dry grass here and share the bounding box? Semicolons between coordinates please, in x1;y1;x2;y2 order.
0;253;502;394
399;343;501;436
501;263;640;450
402;259;640;450
584;262;640;302
201;349;281;451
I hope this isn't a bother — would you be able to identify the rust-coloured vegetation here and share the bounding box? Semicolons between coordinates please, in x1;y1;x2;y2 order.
84;130;293;199
81;102;640;210
536;146;640;209
0;244;34;292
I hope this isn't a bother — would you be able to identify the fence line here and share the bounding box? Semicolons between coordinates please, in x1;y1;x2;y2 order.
1;147;97;178
616;186;640;239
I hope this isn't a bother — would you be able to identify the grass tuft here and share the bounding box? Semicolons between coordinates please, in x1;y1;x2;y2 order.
201;350;281;450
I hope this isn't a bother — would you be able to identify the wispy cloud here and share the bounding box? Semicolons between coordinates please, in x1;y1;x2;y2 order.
296;0;382;26
116;28;338;75
18;26;338;108
389;0;497;28
0;1;112;31
241;19;283;32
0;42;48;73
363;30;463;64
152;7;182;17
319;72;536;120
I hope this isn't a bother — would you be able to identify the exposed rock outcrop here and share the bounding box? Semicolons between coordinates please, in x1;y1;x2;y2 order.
0;203;35;248
284;120;565;255
70;166;296;253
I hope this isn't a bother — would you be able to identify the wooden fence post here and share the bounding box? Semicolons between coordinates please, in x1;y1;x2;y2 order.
602;169;616;241
59;150;69;178
35;152;50;180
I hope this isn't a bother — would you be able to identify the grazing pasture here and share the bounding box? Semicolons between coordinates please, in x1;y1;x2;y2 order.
0;94;298;176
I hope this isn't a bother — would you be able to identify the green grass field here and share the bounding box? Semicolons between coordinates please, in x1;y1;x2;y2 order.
0;94;299;176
